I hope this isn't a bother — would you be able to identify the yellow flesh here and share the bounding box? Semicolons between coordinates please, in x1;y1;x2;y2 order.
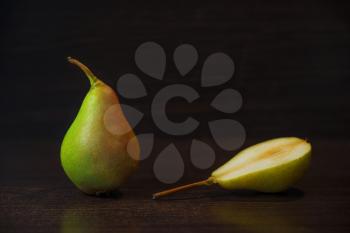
212;137;311;181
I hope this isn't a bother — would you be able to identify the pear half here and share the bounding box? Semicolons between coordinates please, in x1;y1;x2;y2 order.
153;137;311;199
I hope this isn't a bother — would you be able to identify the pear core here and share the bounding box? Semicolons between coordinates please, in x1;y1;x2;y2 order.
212;137;310;181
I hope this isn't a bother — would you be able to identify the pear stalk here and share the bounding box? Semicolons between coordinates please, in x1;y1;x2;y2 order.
152;177;214;199
67;57;98;85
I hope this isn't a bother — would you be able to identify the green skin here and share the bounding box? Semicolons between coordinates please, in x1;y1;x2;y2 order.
61;58;139;195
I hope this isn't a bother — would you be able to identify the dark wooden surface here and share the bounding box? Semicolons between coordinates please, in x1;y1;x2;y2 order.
1;139;350;233
1;1;350;232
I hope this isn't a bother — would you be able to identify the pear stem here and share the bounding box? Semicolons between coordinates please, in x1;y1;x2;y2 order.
152;177;215;199
67;57;98;85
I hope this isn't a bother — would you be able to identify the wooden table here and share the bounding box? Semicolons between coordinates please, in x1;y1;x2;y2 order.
1;139;350;233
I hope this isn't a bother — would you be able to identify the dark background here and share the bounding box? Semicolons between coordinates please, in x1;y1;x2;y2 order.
1;1;350;232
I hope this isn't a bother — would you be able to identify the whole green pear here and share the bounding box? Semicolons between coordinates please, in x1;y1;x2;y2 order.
61;57;139;195
153;137;311;199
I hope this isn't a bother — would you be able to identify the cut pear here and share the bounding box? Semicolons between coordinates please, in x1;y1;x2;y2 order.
153;137;311;199
212;137;311;192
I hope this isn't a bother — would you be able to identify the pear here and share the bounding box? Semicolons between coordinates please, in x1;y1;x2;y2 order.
153;137;311;199
61;57;139;195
